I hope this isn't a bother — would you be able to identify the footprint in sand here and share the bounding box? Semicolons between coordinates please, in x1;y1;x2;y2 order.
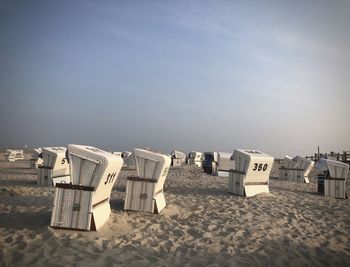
187;228;203;238
5;237;13;244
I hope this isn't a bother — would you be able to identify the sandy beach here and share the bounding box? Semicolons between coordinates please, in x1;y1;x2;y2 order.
1;164;350;266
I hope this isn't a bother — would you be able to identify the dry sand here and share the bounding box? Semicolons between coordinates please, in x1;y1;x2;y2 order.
1;164;350;266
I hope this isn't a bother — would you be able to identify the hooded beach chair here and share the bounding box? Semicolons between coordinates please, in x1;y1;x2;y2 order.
50;144;123;231
187;151;204;167
315;158;349;199
202;152;219;175
124;148;171;213
170;150;186;166
228;149;274;197
279;155;303;182
4;149;24;161
37;147;70;186
279;155;314;183
293;155;314;182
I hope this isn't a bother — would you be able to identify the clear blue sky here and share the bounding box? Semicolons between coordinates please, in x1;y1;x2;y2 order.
1;0;349;157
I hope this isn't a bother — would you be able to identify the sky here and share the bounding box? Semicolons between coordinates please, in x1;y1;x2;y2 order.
0;0;349;157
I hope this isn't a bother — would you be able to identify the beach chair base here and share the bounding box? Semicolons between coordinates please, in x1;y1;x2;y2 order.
171;158;182;167
228;172;269;197
279;168;309;183
325;178;347;199
124;177;166;213
317;175;347;199
50;186;111;231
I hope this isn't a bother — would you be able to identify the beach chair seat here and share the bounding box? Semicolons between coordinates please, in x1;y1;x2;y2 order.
50;145;123;231
124;148;171;213
228;149;274;197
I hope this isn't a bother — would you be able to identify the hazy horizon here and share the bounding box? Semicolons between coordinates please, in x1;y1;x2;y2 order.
1;0;349;158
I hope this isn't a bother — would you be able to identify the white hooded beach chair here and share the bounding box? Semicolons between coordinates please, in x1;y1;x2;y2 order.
26;148;42;160
187;151;204;167
293;156;314;179
202;152;219;175
4;149;24;161
37;147;70;186
315;159;349;199
279;155;303;182
279;155;314;183
124;148;171;214
228;149;274;197
170;150;186;166
50;145;123;231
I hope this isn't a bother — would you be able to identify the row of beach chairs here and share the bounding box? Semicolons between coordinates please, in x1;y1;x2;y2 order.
46;145;170;231
2;145;348;232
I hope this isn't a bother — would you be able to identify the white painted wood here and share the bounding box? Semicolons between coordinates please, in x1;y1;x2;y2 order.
41;147;69;177
50;145;123;231
279;168;305;183
92;199;111;230
52;176;70;186
171;158;182;166
228;149;273;197
217;171;229;177
245;185;269;197
112;152;122;157
187;151;204;167
153;191;166;213
50;188;93;231
284;155;297;169
292;155;314;177
37;148;71;186
228;172;245;195
170;150;186;164
124;148;171;213
124;180;155;213
315;159;349;199
279;155;313;183
4;150;24;161
37;167;52;186
37;167;71;186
